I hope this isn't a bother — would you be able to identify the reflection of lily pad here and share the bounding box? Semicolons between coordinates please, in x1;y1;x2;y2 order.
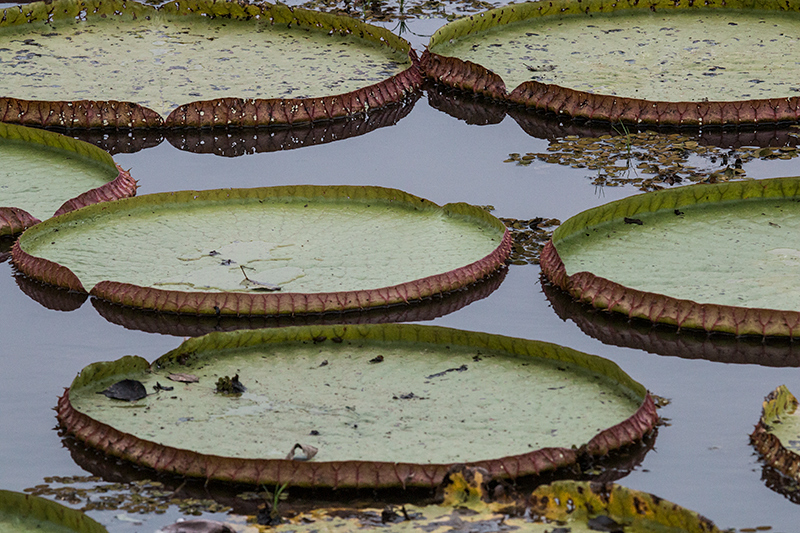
89;267;507;337
0;122;136;236
13;186;511;315
0;489;107;533
541;176;800;337
542;279;800;367
751;385;800;484
423;0;800;126
57;324;657;488
0;0;421;128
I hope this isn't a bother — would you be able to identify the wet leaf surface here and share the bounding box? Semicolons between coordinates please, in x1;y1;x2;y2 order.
430;8;800;102
0;0;410;118
553;177;800;314
61;324;654;485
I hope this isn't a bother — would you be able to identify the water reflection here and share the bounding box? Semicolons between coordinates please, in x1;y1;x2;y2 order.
91;267;507;337
13;271;88;312
542;279;800;367
65;96;419;157
759;464;800;505
0;236;14;263
11;265;508;334
55;423;656;511
428;85;800;149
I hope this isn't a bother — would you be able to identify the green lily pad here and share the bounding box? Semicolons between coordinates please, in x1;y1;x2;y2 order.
56;324;657;488
0;489;107;533
0;0;421;128
541;176;800;337
13;185;510;315
219;474;721;532
423;0;800;126
0;122;136;236
751;385;800;484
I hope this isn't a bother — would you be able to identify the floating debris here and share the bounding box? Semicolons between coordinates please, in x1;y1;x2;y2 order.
506;131;800;191
215;374;246;395
498;216;561;266
24;478;231;516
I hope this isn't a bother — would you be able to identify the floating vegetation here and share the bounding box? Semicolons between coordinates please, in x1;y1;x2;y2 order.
506;130;800;191
24;477;231;516
499;217;560;265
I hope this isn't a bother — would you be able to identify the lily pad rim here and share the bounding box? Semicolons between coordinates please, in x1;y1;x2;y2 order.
0;0;421;129
0;121;136;236
12;184;511;315
542;176;800;337
423;0;800;126
59;323;658;488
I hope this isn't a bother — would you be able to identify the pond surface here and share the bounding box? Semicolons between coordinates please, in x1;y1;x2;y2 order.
2;5;800;532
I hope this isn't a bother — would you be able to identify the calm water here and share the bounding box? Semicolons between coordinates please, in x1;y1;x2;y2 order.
2;7;800;532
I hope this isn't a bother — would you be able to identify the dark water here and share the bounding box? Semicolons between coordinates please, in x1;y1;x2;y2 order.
3;10;800;532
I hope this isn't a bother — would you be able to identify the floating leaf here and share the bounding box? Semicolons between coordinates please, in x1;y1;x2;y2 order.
541;175;800;337
0;0;421;128
57;324;657;488
0;122;136;236
423;0;800;126
13;186;511;316
751;385;800;483
0;489;108;533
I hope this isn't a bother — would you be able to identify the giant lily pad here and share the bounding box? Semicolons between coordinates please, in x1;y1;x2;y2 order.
0;489;107;533
56;324;657;488
541;176;800;337
423;0;800;126
0;0;421;128
0;122;136;236
751;385;800;483
12;185;511;315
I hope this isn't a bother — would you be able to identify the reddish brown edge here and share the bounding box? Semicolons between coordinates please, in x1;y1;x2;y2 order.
540;240;800;337
1;165;136;239
165;52;424;128
750;388;800;483
0;53;422;130
55;388;656;489
54;165;137;216
420;50;800;127
11;222;512;315
88;230;514;315
0;98;164;129
0;207;40;237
